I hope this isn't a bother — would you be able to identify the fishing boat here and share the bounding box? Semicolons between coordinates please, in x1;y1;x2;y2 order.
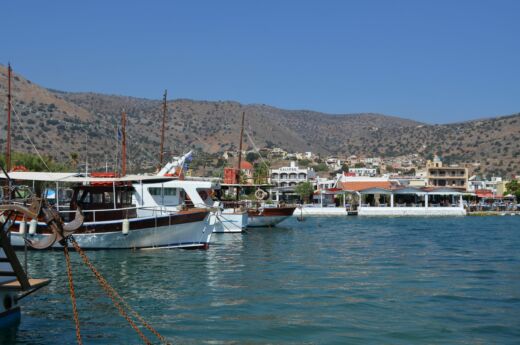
1;172;214;249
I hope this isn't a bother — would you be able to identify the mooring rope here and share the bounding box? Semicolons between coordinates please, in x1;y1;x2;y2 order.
69;237;170;345
64;245;83;345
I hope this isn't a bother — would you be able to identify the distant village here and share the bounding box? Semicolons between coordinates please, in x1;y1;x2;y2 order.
187;146;519;208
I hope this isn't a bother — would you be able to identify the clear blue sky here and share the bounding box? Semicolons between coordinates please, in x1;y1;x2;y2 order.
2;0;519;123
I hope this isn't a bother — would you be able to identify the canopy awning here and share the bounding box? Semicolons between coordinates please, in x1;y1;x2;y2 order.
0;171;176;183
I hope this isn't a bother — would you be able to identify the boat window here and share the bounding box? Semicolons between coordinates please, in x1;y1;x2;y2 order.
91;193;103;204
163;188;177;196
148;187;177;196
78;190;90;203
121;191;133;204
148;187;161;196
104;192;113;204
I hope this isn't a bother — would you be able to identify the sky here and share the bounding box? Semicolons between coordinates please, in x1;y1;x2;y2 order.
2;0;519;123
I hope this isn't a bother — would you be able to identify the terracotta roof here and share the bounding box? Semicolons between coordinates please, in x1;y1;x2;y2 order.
339;181;392;191
240;161;253;170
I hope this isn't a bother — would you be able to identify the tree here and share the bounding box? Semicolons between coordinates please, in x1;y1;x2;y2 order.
505;180;520;199
253;162;269;184
295;182;314;204
312;163;328;172
245;152;260;163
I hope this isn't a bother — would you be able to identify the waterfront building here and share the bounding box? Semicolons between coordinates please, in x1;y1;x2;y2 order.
357;186;466;216
426;156;468;191
348;167;377;177
270;161;316;187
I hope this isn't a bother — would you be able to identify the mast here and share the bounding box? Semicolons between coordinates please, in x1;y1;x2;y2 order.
236;111;245;201
6;63;12;172
121;110;127;176
159;89;167;168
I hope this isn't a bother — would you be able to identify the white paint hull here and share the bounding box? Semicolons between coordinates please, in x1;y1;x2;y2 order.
10;217;213;249
293;206;348;216
212;211;247;233
358;206;466;216
247;215;291;227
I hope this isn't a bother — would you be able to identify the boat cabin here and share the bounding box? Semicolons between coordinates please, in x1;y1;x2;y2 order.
69;184;137;222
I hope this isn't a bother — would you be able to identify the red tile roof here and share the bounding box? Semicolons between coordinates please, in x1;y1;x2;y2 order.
240;161;253;170
339;181;392;191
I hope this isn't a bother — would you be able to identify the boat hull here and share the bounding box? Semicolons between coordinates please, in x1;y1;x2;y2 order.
0;292;20;329
10;211;213;250
247;206;296;228
212;210;247;233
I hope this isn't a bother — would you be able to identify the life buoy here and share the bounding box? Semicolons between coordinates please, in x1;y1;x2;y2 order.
255;189;269;201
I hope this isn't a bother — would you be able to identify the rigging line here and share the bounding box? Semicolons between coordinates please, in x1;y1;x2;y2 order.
244;128;270;170
10;100;52;172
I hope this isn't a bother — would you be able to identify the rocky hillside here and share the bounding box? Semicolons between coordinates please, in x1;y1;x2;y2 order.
0;65;519;176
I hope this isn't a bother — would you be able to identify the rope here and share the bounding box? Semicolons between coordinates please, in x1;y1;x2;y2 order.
64;245;83;345
70;237;170;345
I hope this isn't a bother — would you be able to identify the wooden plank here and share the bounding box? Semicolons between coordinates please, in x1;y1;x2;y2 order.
0;278;50;290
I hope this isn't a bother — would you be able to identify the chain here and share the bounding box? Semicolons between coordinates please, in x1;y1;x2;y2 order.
70;238;170;345
64;245;83;345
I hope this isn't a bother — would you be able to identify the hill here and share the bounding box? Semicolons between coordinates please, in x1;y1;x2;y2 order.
0;65;519;176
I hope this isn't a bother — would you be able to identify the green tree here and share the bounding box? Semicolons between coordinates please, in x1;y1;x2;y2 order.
245;152;260;163
295;182;314;204
505;180;520;199
312;163;328;172
253;162;269;184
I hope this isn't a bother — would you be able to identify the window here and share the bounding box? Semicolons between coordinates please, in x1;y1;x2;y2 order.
148;187;177;196
163;188;177;196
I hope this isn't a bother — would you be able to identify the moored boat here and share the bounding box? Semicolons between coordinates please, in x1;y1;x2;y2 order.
1;172;214;249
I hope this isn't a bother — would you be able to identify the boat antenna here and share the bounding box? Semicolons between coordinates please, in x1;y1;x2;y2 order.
6;63;12;173
159;89;167;168
121;109;127;176
236;111;245;201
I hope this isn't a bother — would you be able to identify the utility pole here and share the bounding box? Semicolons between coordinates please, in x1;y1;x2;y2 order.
236;111;245;201
159;89;167;168
121;110;127;176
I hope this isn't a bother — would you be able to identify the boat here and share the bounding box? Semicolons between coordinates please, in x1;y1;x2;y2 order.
246;203;296;227
225;112;296;228
1;172;215;249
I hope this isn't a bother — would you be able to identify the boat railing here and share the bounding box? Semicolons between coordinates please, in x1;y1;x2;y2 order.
57;205;184;222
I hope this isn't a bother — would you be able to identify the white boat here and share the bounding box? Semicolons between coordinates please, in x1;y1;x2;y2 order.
157;152;247;233
1;172;214;250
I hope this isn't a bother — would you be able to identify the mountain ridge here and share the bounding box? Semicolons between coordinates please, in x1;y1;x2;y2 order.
1;65;519;177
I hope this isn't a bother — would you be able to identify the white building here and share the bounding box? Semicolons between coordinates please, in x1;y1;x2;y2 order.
270;161;316;187
348;167;377;177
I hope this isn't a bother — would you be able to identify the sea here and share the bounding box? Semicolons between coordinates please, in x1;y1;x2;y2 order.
2;216;520;344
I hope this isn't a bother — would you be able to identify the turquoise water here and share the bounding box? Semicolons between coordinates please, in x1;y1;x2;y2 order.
2;216;520;344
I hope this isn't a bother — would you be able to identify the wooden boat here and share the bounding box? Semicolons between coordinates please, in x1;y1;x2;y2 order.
2;172;214;250
246;203;296;227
